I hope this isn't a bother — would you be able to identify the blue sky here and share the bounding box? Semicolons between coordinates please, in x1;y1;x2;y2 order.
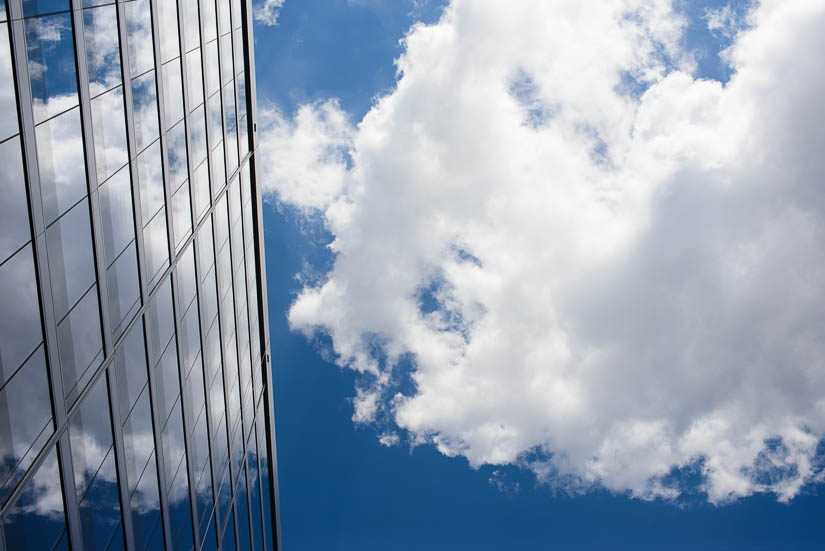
253;1;825;548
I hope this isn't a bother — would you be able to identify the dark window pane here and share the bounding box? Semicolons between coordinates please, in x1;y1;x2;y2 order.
162;59;184;129
0;245;43;377
157;0;180;64
207;90;222;149
220;34;233;86
186;48;204;109
221;506;236;551
182;0;200;53
146;278;174;366
202;0;217;43
36;106;87;225
132;71;160;151
114;322;148;422
21;0;69;16
90;86;128;182
0;346;53;507
130;449;163;551
137;140;165;223
57;285;103;404
68;375;124;551
2;447;70;551
107;242;141;337
202;512;217;551
26;13;78;124
257;402;274;551
172;180;192;250
1;22;20;142
167;119;189;191
98;165;134;265
125;0;154;77
236;463;251;551
204;40;219;98
214;464;229;530
83;4;122;97
46;198;96;320
143;208;170;287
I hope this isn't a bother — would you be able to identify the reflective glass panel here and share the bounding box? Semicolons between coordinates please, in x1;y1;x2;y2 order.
221;506;236;551
146;278;174;367
125;0;155;77
137;140;165;222
217;0;230;36
257;402;274;551
214;195;229;251
236;463;251;551
198;217;215;277
155;336;179;425
162;59;184;129
26;13;78;124
69;375;124;551
207;90;223;149
182;0;200;53
220;34;233;86
114;322;148;422
177;245;197;312
90;86;128;183
57;285;103;404
1;22;19;142
190;104;208;166
180;302;201;377
144;209;170;287
121;387;153;497
202;0;217;43
83;4;122;97
231;0;242;30
202;268;218;331
193;161;211;221
0;245;43;383
98;164;135;265
233;29;244;75
132;71;160;151
157;0;180;63
204;40;219;97
172;180;192;250
211;142;226;195
248;444;263;551
46;198;96;320
238;120;248;162
2;448;70;551
130;448;163;551
107;242;140;337
167;120;188;191
217;243;231;301
0;346;52;507
36;106;87;225
21;0;70;17
186;47;204;109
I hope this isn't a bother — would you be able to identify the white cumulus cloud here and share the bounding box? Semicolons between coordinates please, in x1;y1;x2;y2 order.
258;0;825;503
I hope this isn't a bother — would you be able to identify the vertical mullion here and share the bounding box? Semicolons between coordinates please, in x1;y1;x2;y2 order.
146;1;176;549
6;1;83;548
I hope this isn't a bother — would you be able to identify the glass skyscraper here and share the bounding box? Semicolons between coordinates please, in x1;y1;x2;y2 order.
0;0;280;549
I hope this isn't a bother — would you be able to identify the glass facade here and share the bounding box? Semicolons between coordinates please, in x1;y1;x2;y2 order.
0;0;279;549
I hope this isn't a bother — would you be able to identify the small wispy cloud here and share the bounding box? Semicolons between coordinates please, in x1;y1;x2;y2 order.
254;0;285;26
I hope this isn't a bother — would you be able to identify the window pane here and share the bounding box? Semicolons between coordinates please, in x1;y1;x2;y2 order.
207;90;222;149
132;71;160;152
98;164;134;265
202;268;218;331
236;462;251;551
46;198;96;320
232;28;244;74
57;285;103;404
155;336;180;425
107;242;140;337
157;0;180;63
1;22;20;142
190;104;208;166
172;180;192;250
130;447;163;551
217;0;230;36
137;140;165;223
0;246;42;380
162;59;184;129
182;0;200;53
114;322;148;422
26;13;78;124
220;34;233;86
36;106;87;226
186;47;204;109
198;217;215;277
167;120;189;191
0;346;53;507
204;40;219;98
193;161;211;221
125;0;154;77
121;386;153;497
90;86;128;183
248;442;263;551
144;208;170;287
202;0;217;43
69;375;124;551
83;4;122;97
257;402;274;551
211;141;226;195
221;506;236;551
2;448;70;551
146;278;174;367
